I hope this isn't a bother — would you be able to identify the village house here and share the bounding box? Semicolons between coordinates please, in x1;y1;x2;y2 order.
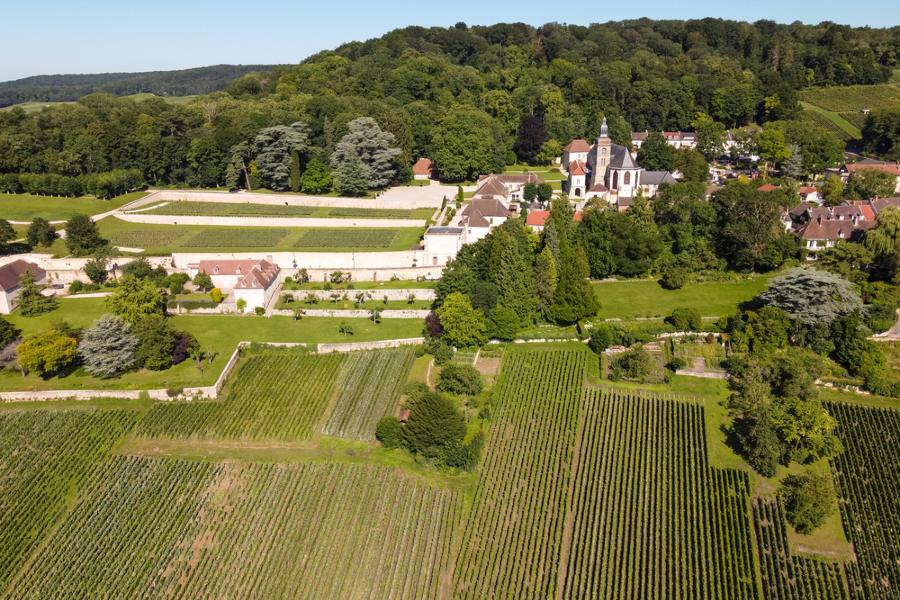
798;217;872;260
525;210;583;233
0;260;46;314
471;172;544;207
788;198;900;260
457;197;510;242
631;130;697;151
412;158;434;181
798;186;821;204
843;160;900;193
189;259;280;311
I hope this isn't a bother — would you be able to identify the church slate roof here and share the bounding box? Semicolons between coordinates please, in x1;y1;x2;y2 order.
609;144;639;170
641;171;677;185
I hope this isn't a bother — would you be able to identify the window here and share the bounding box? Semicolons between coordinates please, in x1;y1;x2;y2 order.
624;171;631;185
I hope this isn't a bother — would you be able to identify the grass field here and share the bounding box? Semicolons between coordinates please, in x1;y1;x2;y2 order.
94;216;424;254
0;191;147;222
592;275;771;321
1;93;197;114
0;297;424;392
138;200;435;220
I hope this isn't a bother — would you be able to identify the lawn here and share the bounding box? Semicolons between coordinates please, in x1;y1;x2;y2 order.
138;200;435;220
92;216;424;255
1;297;425;392
0;191;148;222
592;275;772;321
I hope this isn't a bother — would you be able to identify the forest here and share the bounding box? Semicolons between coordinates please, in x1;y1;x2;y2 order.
0;19;897;189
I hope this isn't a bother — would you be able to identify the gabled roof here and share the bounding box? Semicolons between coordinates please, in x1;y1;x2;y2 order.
790;202;813;218
798;186;818;195
461;211;491;228
846;161;900;176
641;171;677;186
870;197;900;215
799;219;871;241
525;210;582;227
631;131;649;141
0;260;45;292
472;176;508;199
234;260;279;290
757;183;778;192
412;158;433;175
589;182;609;193
569;160;587;176
609;144;639;170
462;198;508;219
564;139;591;153
494;173;544;185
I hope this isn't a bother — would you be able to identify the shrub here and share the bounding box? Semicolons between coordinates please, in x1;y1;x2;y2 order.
192;271;213;291
254;306;265;316
667;356;688;371
209;288;223;303
172;332;199;365
375;416;404;449
68;280;84;294
0;316;21;348
16;329;78;376
612;346;655;382
667;307;703;331
132;315;176;371
660;268;688;290
236;298;247;313
165;272;190;295
430;340;454;366
437;363;484;396
779;471;836;534
402;390;466;454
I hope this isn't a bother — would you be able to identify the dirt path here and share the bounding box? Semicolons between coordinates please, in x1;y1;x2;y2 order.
555;391;589;600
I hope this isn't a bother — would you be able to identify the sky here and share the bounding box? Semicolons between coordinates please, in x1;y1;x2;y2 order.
2;1;897;82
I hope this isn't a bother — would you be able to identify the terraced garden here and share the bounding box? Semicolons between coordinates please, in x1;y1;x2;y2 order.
138;200;434;220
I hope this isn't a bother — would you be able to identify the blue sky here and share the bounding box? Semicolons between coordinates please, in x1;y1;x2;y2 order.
3;1;896;81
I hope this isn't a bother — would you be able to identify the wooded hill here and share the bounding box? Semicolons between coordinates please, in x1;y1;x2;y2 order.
0;65;276;107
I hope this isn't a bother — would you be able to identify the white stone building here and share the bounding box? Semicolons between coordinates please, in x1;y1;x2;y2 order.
0;260;46;315
190;259;280;311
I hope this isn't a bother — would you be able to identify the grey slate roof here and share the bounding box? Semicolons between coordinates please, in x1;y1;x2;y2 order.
426;227;464;235
641;171;677;185
609;144;639;170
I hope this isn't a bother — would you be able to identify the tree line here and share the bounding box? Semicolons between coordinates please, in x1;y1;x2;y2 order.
0;19;895;190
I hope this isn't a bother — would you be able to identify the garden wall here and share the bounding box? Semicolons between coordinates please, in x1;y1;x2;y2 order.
130;187;447;210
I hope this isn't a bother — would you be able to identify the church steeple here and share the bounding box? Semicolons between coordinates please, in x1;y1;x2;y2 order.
599;116;609;140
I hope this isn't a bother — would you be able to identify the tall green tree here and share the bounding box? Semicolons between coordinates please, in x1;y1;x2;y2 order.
435;292;487;347
26;217;57;247
636;132;675;171
64;215;106;256
78;314;138;378
106;276;166;324
431;108;502;182
331;117;401;189
252;122;310;191
16;271;57;316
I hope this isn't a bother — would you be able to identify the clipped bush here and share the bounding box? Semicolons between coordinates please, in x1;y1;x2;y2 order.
659;268;688;290
667;307;703;332
437;363;484;396
209;288;223;303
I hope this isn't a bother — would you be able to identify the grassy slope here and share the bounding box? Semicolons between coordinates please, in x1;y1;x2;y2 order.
93;216;424;255
1;297;423;392
592;275;772;321
0;191;147;222
799;101;861;139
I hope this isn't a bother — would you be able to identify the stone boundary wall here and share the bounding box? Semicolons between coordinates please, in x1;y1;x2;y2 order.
116;213;427;229
283;289;436;301
270;308;429;319
317;337;425;354
132;189;446;210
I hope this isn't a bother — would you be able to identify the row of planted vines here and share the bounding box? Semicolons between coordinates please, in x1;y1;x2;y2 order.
323;347;415;440
135;349;344;441
0;409;136;593
752;497;848;600
9;457;460;599
827;403;900;600
453;347;588;599
564;389;757;600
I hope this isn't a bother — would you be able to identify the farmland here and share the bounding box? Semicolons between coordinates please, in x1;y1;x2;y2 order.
139;200;435;220
93;216;424;254
0;409;136;591
799;82;900;139
135;349;344;441
0;343;898;598
323;347;416;440
753;497;848;600
9;458;459;599
827;403;899;600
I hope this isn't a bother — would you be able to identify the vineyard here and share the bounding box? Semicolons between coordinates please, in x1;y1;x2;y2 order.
752;497;848;600
183;227;290;247
294;228;400;248
135;349;344;441
827;402;900;600
564;388;757;599
7;457;460;599
322;347;415;440
0;409;136;591
454;347;588;599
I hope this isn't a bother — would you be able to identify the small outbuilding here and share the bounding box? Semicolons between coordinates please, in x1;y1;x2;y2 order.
0;260;47;314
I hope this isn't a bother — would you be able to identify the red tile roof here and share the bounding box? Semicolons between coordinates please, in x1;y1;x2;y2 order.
757;183;778;192
234;260;279;290
525;210;582;227
564;139;591;153
198;259;267;276
846;162;900;176
0;260;45;292
859;204;877;221
798;186;818;195
569;160;586;176
412;158;433;175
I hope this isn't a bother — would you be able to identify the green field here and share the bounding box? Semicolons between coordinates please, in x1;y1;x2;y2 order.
0;191;147;222
1;93;197;114
93;216;424;255
0;297;424;393
138;200;435;220
592;275;771;321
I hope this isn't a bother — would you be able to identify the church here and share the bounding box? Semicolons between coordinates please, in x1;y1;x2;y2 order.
561;118;675;207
